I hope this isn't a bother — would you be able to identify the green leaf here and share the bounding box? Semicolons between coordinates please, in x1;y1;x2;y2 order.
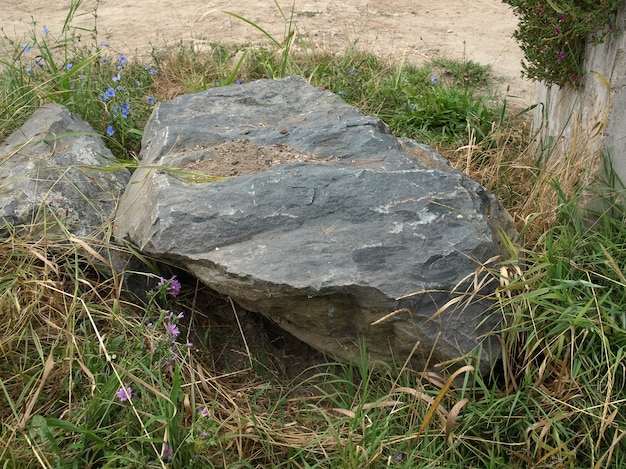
546;0;565;14
46;417;106;444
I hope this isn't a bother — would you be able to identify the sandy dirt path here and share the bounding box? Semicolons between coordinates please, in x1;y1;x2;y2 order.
1;0;533;106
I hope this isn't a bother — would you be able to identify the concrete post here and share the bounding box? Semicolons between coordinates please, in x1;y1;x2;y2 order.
533;2;626;190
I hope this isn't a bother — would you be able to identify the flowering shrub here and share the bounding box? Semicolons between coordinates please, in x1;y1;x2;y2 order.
504;0;623;86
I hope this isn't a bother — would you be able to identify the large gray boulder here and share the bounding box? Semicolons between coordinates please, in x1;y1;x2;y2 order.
0;103;130;238
114;76;516;375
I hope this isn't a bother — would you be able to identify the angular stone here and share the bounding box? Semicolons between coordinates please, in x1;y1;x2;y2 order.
114;76;517;375
0;103;130;238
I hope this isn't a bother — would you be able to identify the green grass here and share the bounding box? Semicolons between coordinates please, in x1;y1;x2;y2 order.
1;1;625;468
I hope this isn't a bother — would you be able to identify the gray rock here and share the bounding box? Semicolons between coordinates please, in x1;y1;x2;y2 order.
0;103;130;238
114;76;517;375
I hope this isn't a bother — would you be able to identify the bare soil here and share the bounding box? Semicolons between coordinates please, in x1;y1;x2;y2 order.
182;140;316;177
2;0;533;108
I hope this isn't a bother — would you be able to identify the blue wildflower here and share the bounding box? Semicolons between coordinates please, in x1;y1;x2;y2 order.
431;76;438;83
42;27;49;35
147;96;155;104
64;63;73;71
235;77;245;84
23;44;30;53
106;125;114;137
112;73;121;82
121;103;130;119
118;55;127;64
101;87;116;100
101;41;109;47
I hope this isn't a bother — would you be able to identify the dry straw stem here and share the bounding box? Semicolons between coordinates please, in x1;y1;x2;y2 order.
525;114;603;233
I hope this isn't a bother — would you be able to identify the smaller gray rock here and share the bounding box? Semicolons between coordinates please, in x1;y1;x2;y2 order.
0;103;130;238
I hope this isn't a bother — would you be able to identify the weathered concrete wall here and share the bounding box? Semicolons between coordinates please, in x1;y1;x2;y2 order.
534;2;626;188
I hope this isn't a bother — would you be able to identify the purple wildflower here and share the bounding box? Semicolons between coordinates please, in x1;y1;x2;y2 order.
116;386;133;402
162;444;172;461
556;51;565;61
166;322;180;337
157;275;181;297
170;276;181;297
